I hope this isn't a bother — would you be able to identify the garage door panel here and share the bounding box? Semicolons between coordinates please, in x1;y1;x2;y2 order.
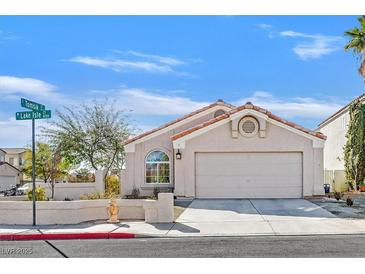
197;186;303;199
195;152;302;198
197;164;302;176
197;175;302;188
0;175;16;191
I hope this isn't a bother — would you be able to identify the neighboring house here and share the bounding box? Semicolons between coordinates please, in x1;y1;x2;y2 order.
0;149;5;163
122;100;326;199
0;148;26;170
317;93;364;192
0;161;22;192
0;148;26;190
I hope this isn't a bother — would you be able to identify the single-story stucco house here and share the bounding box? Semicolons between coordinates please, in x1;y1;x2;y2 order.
317;93;364;192
122;100;326;199
0;161;22;192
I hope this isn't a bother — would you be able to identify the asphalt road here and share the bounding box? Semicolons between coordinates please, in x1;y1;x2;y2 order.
1;235;365;258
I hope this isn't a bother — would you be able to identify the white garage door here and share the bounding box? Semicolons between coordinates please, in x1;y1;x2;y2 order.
195;152;303;198
0;175;16;191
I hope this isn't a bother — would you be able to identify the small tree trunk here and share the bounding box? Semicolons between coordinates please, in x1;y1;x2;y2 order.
51;179;55;199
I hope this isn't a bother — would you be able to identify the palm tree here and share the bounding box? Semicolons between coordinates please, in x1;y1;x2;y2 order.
344;16;365;80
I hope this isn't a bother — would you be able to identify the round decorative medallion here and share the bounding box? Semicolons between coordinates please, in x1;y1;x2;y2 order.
238;117;259;137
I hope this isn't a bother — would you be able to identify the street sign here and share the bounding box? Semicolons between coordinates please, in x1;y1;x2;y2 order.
21;98;46;112
17;98;51;226
16;110;51;120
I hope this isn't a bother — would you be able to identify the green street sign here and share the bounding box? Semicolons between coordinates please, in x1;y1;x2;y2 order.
21;98;46;111
16;110;51;120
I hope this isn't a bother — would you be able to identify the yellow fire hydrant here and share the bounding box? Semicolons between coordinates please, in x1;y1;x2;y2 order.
107;198;120;223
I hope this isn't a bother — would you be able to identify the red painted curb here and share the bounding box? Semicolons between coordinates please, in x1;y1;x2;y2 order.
0;234;13;241
0;232;136;241
108;232;135;239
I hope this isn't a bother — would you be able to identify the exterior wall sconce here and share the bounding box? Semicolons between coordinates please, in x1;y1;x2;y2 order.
176;149;182;160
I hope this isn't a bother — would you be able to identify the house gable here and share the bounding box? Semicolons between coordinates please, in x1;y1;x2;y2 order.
124;100;234;152
0;162;21;173
171;102;326;149
317;93;365;129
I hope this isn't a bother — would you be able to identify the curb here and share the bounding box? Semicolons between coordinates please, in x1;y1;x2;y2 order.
0;232;135;241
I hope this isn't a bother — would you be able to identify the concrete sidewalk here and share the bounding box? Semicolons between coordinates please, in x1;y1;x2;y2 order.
2;218;365;240
2;199;365;240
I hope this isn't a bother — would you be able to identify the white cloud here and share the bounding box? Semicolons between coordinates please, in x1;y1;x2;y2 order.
279;30;343;60
69;56;174;74
0;117;47;147
127;51;186;66
235;91;343;119
68;51;196;76
257;24;343;60
0;28;20;41
0;75;70;104
89;87;343;121
0;75;56;97
116;88;209;115
256;24;273;30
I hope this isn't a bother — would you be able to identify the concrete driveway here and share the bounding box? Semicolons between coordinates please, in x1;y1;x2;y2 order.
169;199;365;236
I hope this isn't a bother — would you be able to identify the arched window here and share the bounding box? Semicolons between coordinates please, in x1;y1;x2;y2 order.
145;150;170;184
214;109;226;118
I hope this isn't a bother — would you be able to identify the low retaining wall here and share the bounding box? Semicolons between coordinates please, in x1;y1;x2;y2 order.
43;183;97;200
0;193;173;225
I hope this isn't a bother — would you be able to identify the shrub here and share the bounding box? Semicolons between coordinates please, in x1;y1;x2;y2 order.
80;192;105;200
153;187;160;199
346;196;354;206
64;197;73;201
27;186;47;201
131;186;140;198
105;175;120;197
333;191;344;201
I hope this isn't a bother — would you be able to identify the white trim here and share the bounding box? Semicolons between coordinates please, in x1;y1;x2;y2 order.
173;109;325;149
124;143;135;153
230;109;269;121
317;94;365;129
144;150;171;185
125;105;232;151
312;139;325;148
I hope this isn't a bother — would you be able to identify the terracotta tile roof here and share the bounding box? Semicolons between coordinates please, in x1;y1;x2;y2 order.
123;100;235;145
171;102;327;141
317;92;365;129
0;148;26;154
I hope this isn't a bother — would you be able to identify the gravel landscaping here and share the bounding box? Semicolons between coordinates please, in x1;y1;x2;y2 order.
308;194;365;219
174;199;192;221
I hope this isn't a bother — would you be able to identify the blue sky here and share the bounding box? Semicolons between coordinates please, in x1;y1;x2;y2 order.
0;16;364;147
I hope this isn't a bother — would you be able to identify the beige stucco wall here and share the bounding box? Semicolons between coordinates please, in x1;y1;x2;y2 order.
0;150;5;162
4;152;25;169
174;120;324;198
319;111;349;171
43;183;97;200
123;108;226;197
0;193;173;225
319;111;349;191
0;164;21;189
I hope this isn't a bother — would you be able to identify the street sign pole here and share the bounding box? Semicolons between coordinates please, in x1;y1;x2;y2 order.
17;98;51;226
32;117;36;226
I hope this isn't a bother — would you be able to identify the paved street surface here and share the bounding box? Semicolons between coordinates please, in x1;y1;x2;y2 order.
2;235;365;257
